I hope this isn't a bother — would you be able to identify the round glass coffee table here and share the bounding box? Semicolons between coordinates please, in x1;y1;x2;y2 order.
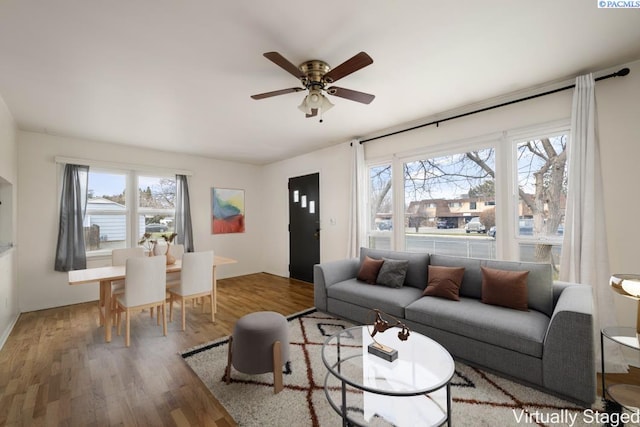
322;325;455;426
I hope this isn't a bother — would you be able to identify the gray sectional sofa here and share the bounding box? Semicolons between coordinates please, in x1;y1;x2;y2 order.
313;247;595;405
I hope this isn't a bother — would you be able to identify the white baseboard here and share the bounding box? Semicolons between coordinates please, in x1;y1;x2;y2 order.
0;312;20;351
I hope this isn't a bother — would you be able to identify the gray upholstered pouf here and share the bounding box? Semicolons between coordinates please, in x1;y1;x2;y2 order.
231;311;289;375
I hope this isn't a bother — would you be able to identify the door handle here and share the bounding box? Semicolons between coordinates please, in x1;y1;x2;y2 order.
314;229;320;240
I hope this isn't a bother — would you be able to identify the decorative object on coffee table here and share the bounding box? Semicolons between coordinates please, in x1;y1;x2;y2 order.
366;308;410;362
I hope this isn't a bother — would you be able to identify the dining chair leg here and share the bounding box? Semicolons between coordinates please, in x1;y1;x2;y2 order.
181;297;187;331
210;292;215;323
156;305;161;326
125;309;131;347
116;305;122;336
169;294;174;322
150;306;154;319
162;303;167;336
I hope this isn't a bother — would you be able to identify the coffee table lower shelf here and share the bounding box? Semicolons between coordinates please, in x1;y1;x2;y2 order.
323;370;449;426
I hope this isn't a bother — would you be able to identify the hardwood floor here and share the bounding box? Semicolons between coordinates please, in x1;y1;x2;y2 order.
2;272;640;426
0;273;314;427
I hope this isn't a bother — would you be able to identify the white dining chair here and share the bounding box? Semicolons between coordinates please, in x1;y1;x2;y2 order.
116;255;167;347
168;251;214;331
110;247;145;323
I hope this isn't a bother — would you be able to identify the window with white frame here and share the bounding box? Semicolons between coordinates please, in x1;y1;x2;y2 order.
513;129;568;275
84;169;176;255
364;120;569;276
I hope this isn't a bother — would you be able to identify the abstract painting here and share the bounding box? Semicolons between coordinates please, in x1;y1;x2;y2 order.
211;188;245;234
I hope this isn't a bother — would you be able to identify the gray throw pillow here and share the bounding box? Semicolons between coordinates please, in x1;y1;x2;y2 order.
376;258;409;288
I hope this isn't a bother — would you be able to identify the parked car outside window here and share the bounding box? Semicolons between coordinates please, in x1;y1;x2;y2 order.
437;220;456;229
145;223;168;233
377;220;393;231
465;217;486;233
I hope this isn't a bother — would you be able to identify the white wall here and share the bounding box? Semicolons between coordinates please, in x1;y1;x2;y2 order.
17;131;265;312
0;94;18;347
261;60;640;329
262;141;352;277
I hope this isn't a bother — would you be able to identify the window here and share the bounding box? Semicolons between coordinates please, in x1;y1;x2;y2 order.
368;163;392;249
138;175;176;237
514;131;568;273
85;171;128;252
364;119;570;276
84;170;176;255
403;147;496;258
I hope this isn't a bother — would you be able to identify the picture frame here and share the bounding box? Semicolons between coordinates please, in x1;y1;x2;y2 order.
211;188;245;234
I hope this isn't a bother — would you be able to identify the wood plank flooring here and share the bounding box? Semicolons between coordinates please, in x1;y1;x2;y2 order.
0;273;314;427
2;272;640;425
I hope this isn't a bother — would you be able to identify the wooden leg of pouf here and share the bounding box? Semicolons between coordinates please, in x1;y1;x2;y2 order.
273;340;283;394
225;336;233;384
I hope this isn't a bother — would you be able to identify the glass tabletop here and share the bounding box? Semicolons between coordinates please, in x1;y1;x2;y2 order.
602;327;640;351
322;326;455;396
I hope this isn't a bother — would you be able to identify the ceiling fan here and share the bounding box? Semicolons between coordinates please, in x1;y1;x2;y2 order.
251;51;375;120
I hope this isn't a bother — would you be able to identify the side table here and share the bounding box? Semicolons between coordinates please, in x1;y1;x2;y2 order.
601;327;640;412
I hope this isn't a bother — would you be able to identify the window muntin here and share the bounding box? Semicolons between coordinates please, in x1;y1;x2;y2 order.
368;164;392;249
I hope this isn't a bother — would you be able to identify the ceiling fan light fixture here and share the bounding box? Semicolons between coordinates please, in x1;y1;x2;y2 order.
298;90;334;115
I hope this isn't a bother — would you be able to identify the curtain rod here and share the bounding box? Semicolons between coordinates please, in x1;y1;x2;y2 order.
360;68;630;144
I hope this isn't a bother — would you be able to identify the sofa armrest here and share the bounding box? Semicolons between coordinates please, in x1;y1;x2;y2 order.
313;258;360;311
543;284;595;404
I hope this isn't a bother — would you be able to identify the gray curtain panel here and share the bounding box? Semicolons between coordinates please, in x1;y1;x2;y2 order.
175;174;194;252
54;164;89;272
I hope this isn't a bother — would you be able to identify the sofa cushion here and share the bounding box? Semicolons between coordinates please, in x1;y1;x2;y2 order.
357;256;384;284
360;247;430;290
423;265;465;301
327;278;423;318
430;254;554;316
481;266;529;311
376;258;409;288
405;296;549;357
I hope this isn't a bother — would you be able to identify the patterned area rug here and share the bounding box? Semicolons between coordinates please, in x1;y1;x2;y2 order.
181;310;614;427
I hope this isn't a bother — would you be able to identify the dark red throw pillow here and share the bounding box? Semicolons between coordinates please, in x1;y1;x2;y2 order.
423;265;465;301
357;256;384;284
481;266;529;311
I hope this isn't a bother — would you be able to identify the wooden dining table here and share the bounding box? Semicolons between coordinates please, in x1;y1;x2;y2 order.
68;255;237;342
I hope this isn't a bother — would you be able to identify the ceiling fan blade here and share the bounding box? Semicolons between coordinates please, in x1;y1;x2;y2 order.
251;87;304;100
306;108;318;118
323;52;373;83
263;52;305;79
326;86;375;104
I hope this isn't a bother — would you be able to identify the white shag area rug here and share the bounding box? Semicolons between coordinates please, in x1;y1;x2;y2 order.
181;310;619;427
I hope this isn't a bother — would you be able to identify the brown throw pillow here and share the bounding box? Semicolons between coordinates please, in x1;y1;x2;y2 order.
357;256;384;284
423;265;465;301
481;266;529;311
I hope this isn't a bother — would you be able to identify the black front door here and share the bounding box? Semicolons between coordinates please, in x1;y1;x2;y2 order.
289;173;320;283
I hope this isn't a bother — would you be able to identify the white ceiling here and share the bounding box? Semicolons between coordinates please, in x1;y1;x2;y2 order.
0;1;639;165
